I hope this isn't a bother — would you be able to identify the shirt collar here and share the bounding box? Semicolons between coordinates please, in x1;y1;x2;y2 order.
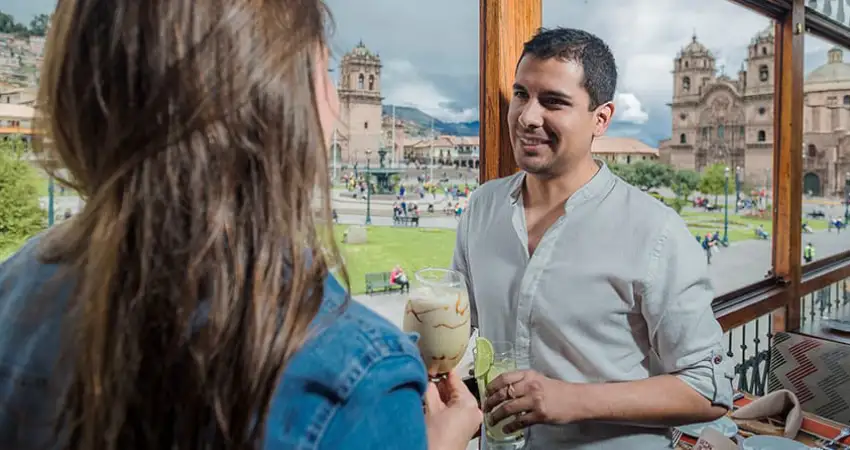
509;159;616;211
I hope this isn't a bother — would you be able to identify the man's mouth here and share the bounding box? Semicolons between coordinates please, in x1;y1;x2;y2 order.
518;135;551;151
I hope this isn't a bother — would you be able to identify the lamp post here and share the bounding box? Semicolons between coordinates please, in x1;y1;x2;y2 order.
844;172;850;223
365;149;372;225
723;166;730;243
47;176;55;226
734;166;742;214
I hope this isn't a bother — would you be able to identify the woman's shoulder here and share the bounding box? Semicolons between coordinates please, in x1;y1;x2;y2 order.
287;274;426;397
265;275;428;449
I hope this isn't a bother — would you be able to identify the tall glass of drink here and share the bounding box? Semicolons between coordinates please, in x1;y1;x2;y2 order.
475;340;526;449
402;268;471;378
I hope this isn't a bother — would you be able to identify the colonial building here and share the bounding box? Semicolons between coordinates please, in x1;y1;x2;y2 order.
332;41;383;165
662;26;850;196
403;135;480;168
661;27;776;186
800;47;850;196
0;103;34;145
592;136;659;164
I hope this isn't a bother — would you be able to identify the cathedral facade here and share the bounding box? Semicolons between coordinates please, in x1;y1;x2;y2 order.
662;26;850;196
332;41;384;165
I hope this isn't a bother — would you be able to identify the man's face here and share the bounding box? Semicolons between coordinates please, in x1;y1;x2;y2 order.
507;56;614;177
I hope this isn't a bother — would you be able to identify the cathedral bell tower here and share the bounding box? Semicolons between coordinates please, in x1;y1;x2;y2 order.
336;40;383;164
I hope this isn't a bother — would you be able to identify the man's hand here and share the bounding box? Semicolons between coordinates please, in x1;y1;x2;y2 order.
483;370;575;434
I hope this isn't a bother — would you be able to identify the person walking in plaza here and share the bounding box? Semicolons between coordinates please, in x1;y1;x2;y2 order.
452;27;733;449
804;242;816;264
0;1;481;450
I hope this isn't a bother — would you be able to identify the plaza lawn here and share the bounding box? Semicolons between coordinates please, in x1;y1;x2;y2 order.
332;226;456;295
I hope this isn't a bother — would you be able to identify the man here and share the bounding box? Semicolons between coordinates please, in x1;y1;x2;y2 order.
452;28;734;449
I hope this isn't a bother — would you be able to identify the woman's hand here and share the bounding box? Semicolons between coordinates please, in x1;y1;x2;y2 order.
424;371;483;450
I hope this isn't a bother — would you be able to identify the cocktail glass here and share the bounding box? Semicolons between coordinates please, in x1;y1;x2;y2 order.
476;341;526;448
402;268;471;379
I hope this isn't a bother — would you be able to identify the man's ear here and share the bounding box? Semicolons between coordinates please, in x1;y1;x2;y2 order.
593;102;615;137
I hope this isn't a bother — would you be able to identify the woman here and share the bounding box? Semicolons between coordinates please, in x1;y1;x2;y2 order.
0;0;481;449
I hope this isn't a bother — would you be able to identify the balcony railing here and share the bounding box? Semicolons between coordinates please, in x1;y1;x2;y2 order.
724;312;774;396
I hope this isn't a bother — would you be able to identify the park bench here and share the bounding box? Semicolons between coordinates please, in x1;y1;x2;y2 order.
393;215;419;227
364;272;403;295
808;210;826;219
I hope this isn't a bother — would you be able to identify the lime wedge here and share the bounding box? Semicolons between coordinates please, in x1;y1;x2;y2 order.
474;337;494;380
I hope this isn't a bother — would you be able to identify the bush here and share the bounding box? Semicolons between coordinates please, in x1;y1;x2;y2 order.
0;138;45;256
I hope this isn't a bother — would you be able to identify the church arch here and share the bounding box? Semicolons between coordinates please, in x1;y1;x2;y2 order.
368;74;375;90
357;73;365;90
803;172;821;196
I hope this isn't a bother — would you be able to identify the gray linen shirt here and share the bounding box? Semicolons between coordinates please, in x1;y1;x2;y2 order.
452;162;735;450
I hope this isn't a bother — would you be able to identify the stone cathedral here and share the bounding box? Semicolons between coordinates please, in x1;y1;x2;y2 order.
662;25;850;196
332;41;384;165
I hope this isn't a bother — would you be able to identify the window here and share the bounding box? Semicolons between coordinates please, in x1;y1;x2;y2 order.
807;144;817;158
368;74;375;90
762;46;767;55
757;130;766;142
759;65;769;82
357;73;364;90
682;76;691;91
844;95;850;105
718;125;725;139
364;121;368;130
680;133;686;144
739;126;745;137
758;107;766;115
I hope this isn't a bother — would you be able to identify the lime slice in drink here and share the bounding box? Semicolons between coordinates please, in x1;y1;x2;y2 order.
474;337;494;380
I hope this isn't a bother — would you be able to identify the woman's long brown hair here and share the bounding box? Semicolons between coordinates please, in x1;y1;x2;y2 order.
33;0;345;448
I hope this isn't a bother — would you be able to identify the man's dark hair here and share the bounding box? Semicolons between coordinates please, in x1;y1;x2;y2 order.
519;27;617;110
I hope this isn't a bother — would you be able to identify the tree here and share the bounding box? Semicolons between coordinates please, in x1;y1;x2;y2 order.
609;162;637;185
28;14;49;37
0;138;45;256
698;163;728;204
672;169;701;199
629;161;674;191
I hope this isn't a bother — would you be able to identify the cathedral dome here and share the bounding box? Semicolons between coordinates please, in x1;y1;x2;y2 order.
806;47;850;84
751;24;774;43
681;34;711;56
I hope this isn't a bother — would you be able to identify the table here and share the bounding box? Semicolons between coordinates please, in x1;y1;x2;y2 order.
676;392;850;448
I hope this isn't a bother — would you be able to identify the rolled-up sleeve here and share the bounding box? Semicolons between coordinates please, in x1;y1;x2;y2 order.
641;212;735;410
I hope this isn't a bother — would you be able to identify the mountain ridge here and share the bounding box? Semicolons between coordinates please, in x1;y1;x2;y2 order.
382;105;479;137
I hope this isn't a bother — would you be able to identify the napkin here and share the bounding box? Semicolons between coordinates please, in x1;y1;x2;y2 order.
730;390;802;439
693;428;739;450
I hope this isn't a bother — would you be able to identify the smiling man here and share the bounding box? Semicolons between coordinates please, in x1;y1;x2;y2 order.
452;28;735;449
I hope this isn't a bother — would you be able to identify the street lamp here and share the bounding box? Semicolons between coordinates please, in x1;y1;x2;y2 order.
723;166;730;244
844;172;850;223
47;176;55;226
734;166;742;214
365;149;372;225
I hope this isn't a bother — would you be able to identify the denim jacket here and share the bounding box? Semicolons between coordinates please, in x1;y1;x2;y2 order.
0;236;428;450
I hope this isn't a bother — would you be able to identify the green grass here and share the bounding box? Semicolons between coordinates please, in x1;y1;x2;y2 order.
332;226;456;294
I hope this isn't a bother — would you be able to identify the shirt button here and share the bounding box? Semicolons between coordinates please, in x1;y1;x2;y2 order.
713;355;723;364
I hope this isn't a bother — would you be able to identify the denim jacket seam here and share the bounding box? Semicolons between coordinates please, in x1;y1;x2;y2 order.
307;351;423;449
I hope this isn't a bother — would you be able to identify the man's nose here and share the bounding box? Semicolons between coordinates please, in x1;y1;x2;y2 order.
518;101;544;129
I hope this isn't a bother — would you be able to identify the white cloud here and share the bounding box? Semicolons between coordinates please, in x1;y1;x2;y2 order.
381;59;478;123
614;92;649;125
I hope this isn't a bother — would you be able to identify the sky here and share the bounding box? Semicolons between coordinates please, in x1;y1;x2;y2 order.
2;0;842;146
